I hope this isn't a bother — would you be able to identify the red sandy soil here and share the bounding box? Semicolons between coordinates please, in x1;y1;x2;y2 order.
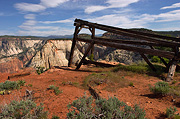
0;66;180;119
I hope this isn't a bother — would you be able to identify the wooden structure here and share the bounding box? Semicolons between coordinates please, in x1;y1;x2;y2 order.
68;19;180;81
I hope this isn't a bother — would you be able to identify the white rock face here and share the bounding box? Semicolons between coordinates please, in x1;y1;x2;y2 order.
0;40;43;57
29;40;83;69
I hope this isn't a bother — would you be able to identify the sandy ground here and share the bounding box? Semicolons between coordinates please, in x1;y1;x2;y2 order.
0;66;180;119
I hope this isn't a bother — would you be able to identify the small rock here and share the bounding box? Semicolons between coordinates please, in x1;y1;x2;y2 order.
126;102;132;106
146;101;152;103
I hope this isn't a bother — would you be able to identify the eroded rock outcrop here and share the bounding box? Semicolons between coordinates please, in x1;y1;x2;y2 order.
28;40;83;69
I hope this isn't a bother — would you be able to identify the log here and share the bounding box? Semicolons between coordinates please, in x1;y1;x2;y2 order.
76;38;175;59
94;37;173;48
74;19;180;46
8;72;31;80
68;26;79;67
83;59;116;67
140;54;156;72
76;41;95;70
166;60;178;81
75;19;180;42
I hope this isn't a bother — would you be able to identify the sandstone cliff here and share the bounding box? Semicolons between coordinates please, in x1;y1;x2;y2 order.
28;40;83;69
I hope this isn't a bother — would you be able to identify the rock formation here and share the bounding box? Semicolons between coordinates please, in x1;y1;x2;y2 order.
28;40;83;69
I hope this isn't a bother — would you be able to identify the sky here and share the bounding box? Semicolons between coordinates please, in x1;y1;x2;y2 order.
0;0;180;36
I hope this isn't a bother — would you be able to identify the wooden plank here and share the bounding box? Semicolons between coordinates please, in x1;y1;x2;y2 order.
74;19;180;47
166;60;178;81
8;72;31;80
75;19;180;42
83;59;116;67
76;38;175;59
68;26;79;67
90;27;95;58
94;37;173;48
76;41;95;70
140;54;156;72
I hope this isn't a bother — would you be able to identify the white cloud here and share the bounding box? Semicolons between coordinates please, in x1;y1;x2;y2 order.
24;14;36;19
153;9;180;22
14;0;69;13
107;0;139;8
85;0;139;14
161;2;180;9
21;20;37;26
85;6;107;14
39;19;73;24
14;3;46;12
40;0;69;8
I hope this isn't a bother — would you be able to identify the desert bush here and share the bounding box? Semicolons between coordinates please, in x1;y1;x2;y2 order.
52;115;60;119
48;85;62;95
0;99;48;119
166;106;180;118
36;66;45;75
150;81;170;96
67;95;146;119
0;80;25;91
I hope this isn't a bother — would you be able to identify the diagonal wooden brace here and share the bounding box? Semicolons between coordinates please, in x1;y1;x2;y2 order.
76;41;95;70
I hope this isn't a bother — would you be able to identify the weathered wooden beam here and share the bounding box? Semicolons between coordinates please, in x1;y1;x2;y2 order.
76;38;175;59
95;37;174;48
68;26;80;67
75;19;180;47
75;19;180;42
76;41;95;70
83;59;116;67
90;27;95;58
8;72;31;80
166;60;178;81
140;54;156;72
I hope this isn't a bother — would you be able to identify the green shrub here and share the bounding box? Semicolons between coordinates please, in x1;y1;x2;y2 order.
36;66;45;75
166;107;180;118
67;95;146;119
0;99;48;119
17;80;26;87
0;80;26;92
52;115;60;119
48;85;62;95
150;81;170;96
129;82;134;87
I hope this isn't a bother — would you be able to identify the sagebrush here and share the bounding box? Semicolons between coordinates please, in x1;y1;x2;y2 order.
67;95;146;119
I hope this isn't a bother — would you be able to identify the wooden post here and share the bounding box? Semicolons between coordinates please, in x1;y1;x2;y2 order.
90;27;95;60
140;54;156;72
166;60;178;81
76;41;95;70
68;26;80;67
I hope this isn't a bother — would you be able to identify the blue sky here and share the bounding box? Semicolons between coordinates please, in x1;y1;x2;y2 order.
0;0;180;36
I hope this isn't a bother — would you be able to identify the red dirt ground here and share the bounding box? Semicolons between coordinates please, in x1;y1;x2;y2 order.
0;66;180;119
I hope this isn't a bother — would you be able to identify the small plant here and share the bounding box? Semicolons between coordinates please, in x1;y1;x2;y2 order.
52;115;60;119
28;84;33;87
0;80;26;94
166;106;180;118
88;54;94;61
129;82;134;87
150;81;170;96
48;85;62;95
17;80;26;87
67;95;146;119
0;99;48;118
36;66;45;75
